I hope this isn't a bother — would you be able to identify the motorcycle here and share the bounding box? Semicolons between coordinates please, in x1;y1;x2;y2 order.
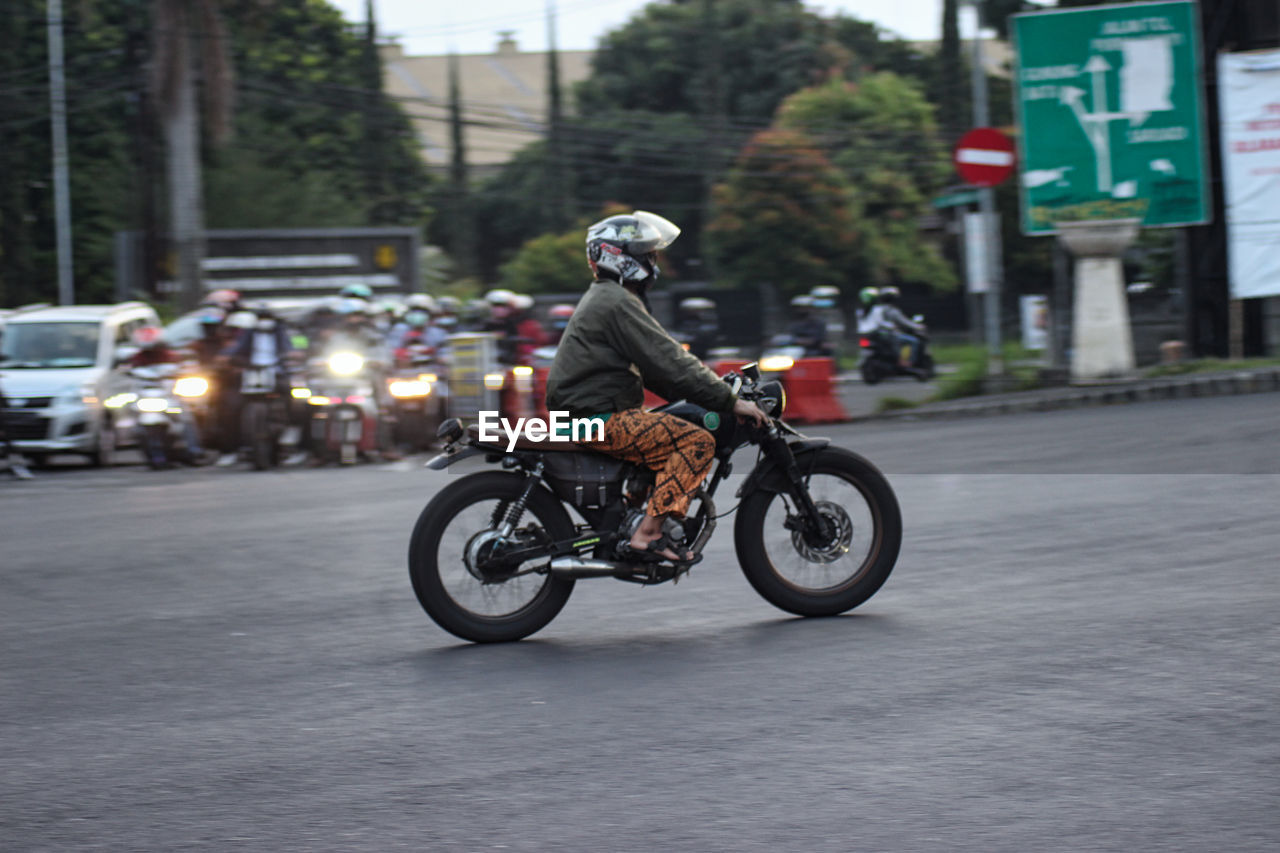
409;362;902;643
388;342;446;453
106;363;207;469
239;364;291;470
859;317;935;385
304;349;383;465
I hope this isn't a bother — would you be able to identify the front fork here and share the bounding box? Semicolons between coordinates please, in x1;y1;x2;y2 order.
762;423;831;541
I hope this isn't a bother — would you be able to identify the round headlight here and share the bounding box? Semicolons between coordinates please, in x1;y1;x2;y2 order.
758;380;785;418
173;376;209;398
328;352;365;376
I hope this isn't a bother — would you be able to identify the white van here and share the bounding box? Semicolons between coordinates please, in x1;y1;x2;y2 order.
0;302;160;465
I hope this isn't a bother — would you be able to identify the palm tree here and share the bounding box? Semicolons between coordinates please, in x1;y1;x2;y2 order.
150;0;234;310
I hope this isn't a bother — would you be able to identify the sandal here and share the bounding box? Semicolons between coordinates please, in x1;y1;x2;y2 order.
619;533;701;566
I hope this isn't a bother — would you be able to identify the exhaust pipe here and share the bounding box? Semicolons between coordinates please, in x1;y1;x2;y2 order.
549;556;623;578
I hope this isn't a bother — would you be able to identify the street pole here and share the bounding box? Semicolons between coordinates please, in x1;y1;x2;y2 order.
46;0;74;305
966;1;1003;378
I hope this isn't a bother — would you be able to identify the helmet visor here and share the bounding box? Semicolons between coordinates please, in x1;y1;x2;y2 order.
632;210;681;252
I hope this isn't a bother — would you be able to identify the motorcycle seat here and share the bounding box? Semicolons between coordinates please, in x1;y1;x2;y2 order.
466;423;591;452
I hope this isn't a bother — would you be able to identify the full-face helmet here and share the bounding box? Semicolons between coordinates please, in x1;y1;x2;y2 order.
132;325;165;349
339;283;374;302
201;289;241;311
225;310;258;330
585;210;680;285
858;287;880;308
548;303;575;331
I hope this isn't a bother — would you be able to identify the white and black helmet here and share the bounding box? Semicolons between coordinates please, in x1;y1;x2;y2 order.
585;210;681;285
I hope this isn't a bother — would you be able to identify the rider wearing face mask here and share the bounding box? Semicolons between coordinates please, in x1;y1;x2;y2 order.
546;211;768;563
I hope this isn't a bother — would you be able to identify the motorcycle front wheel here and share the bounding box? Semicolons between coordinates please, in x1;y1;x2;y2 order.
734;447;901;617
409;471;576;643
242;400;275;470
143;423;170;470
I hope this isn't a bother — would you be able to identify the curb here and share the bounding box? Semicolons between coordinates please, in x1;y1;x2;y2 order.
853;366;1280;422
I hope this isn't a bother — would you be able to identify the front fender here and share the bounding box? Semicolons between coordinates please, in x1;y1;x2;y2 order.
425;444;489;470
735;438;830;497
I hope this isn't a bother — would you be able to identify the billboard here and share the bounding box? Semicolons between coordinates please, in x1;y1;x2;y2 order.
1012;1;1209;234
115;227;420;300
1219;48;1280;299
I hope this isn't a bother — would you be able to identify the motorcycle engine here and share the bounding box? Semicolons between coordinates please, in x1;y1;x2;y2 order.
615;508;686;555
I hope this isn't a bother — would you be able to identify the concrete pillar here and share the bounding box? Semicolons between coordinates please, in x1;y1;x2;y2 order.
1057;219;1139;380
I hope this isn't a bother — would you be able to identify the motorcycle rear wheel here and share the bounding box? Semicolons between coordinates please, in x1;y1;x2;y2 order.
734;447;901;617
409;471;576;643
860;360;885;385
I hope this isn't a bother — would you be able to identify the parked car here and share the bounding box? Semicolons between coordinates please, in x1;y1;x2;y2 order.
0;301;161;466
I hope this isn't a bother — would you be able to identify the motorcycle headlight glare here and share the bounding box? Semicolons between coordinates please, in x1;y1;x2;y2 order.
328;352;365;376
389;380;431;399
137;397;170;412
104;392;137;409
173;376;209;398
759;355;795;373
291;387;312;399
484;373;505;390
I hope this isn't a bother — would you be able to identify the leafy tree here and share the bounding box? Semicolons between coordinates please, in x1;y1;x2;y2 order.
704;129;858;298
577;0;838;122
475;113;713;281
0;0;434;308
776;75;956;290
474;0;937;282
497;228;590;295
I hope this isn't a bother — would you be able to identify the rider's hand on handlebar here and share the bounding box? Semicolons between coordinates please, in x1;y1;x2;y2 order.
733;398;770;427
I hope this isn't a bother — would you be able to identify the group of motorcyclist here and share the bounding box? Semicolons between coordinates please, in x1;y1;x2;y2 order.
3;268;927;479
107;283;567;470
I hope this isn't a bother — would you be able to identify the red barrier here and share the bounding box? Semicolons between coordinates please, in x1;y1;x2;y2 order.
533;366;551;419
499;368;537;420
778;358;850;424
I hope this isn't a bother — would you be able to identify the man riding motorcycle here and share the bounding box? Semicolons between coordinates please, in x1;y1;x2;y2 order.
546;210;768;563
877;286;926;368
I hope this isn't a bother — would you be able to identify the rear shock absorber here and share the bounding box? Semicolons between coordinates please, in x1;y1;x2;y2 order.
497;459;545;538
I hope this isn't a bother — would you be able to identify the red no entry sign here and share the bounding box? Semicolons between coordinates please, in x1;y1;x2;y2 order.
953;127;1016;187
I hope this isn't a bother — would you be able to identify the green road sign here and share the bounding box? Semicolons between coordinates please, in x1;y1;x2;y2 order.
932;189;981;209
1012;0;1209;235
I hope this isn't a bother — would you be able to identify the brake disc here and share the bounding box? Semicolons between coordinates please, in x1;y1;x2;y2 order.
790;500;854;564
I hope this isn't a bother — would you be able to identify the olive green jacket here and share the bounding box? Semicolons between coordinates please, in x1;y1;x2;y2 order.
546;279;737;417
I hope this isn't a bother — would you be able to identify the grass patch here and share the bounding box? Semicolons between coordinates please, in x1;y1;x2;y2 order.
1143;357;1280;379
929;342;1046;402
875;396;920;413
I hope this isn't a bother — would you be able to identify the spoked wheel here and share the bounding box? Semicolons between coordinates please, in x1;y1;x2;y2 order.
734;447;901;617
409;471;576;643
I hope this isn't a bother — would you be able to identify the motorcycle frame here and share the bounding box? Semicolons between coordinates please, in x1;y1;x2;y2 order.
449;417;833;580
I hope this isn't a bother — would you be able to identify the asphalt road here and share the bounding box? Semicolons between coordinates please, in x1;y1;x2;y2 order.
2;395;1278;851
